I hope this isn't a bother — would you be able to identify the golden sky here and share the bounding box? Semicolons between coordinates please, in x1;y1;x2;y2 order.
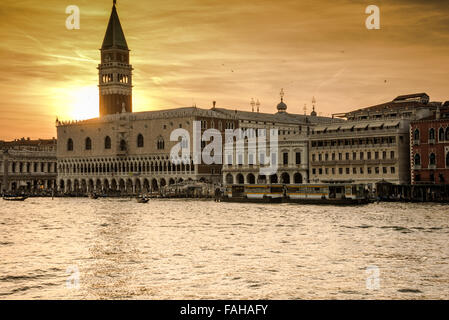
0;0;448;140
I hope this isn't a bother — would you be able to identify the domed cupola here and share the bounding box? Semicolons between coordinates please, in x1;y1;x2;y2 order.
277;88;287;113
310;96;317;116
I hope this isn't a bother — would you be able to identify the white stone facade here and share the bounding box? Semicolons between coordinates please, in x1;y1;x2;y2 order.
309;120;410;187
1;141;57;193
56;108;237;194
222;137;309;186
219;107;336;185
309;95;436;187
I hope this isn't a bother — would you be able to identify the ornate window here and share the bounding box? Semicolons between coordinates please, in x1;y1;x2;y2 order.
439;128;445;141
413;129;420;141
283;152;289;165
446;153;449;167
446;128;449;141
67;138;74;151
105;136;111;149
429;153;436;166
429;128;435;140
85;137;92;150
157;137;165;150
120;140;127;152
414;154;421;166
137;134;144;148
295;152;301;164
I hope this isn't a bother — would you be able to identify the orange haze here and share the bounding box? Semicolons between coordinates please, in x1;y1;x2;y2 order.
0;0;448;140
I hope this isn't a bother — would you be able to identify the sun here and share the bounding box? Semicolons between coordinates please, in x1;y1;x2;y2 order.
51;85;99;121
67;86;99;120
52;85;155;121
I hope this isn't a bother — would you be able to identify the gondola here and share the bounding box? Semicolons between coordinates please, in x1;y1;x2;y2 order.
3;196;28;201
136;197;149;203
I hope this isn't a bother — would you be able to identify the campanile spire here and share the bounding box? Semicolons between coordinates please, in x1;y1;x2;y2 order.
98;1;133;116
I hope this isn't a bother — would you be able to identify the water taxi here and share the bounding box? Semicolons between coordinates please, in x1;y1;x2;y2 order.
285;183;370;205
222;184;283;203
221;183;370;205
3;195;28;201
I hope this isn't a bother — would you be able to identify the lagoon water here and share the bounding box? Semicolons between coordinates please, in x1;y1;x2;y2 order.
0;198;448;299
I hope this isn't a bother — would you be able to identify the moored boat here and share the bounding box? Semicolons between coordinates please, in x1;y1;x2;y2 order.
3;195;28;201
221;183;371;205
285;183;370;205
136;197;149;203
221;184;284;203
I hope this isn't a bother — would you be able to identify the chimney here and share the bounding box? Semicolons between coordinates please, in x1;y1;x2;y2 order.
436;105;441;120
212;101;216;109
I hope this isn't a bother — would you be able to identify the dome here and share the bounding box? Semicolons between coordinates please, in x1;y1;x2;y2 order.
277;99;287;113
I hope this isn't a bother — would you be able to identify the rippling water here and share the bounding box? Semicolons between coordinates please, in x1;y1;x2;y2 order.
0;198;448;299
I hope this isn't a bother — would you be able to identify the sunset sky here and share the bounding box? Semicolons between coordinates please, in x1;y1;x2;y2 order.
0;0;448;140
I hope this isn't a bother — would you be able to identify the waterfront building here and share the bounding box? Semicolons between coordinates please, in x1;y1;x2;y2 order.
56;3;242;194
56;108;237;193
309;93;437;188
56;2;338;194
0;138;57;193
55;2;443;197
220;96;338;185
410;102;449;185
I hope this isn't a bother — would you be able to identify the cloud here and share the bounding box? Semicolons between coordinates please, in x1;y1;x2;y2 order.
0;0;448;139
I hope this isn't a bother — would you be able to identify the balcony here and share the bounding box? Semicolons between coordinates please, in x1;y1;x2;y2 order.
6;172;57;179
380;158;398;165
428;139;435;144
412;164;421;170
429;164;436;169
311;143;397;150
311;160;336;166
413;140;420;146
311;127;402;138
310;158;398;166
116;150;127;157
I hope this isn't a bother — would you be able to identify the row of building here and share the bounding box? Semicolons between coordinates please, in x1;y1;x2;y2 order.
2;92;448;196
221;93;449;197
2;2;448;199
0;138;57;193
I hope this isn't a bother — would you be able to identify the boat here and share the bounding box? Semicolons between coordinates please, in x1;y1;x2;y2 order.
221;184;284;203
89;193;99;199
136;197;149;203
220;183;371;205
285;183;371;205
3;195;28;201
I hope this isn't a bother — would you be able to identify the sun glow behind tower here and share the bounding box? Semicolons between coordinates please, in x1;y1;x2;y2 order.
50;86;99;121
68;86;99;120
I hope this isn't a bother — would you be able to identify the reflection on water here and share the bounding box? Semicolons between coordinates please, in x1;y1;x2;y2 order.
0;198;448;299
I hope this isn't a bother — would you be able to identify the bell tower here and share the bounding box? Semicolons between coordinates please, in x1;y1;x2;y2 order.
98;0;133;116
